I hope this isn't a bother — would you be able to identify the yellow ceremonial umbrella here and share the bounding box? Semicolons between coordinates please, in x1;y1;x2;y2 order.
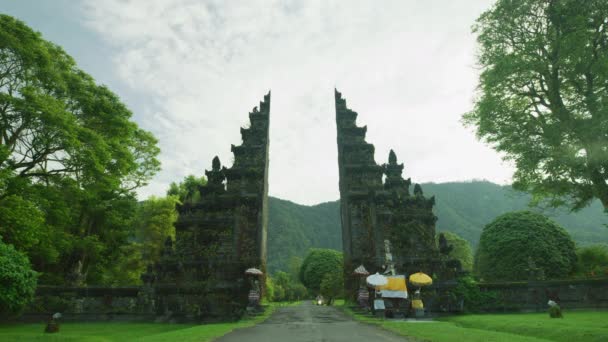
409;272;433;287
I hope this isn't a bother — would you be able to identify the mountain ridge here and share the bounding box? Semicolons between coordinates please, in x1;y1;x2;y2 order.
267;181;608;273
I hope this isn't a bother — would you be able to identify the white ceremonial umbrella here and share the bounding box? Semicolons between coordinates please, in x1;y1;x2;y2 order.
353;265;370;276
366;272;388;287
245;268;263;276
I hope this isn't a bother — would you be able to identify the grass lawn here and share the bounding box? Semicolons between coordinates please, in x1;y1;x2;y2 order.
344;308;608;342
0;303;282;342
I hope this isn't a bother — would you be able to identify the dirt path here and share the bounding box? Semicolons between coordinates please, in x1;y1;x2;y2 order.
215;301;413;342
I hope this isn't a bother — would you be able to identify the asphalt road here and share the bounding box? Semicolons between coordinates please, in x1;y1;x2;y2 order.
215;301;413;342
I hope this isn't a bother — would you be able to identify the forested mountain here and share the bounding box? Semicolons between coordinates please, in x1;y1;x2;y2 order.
267;181;608;273
267;198;341;273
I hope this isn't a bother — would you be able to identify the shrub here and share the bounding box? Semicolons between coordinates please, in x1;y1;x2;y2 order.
273;284;286;302
436;231;474;271
475;211;576;281
265;276;275;302
549;305;563;318
289;283;308;301
320;272;343;305
269;271;309;302
575;244;608;277
0;239;38;316
449;276;499;313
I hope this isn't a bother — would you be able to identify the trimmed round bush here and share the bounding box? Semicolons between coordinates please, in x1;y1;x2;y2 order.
299;248;343;292
475;211;576;281
0;239;38;316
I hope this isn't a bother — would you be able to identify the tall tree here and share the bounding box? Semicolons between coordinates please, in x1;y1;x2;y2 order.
0;15;160;284
464;0;608;212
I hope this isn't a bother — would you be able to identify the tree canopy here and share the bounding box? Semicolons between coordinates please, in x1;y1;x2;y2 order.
475;211;577;281
436;231;474;271
0;15;160;285
464;0;608;212
299;248;343;293
167;175;206;204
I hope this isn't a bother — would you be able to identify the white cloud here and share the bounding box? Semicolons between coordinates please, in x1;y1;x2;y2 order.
82;0;511;205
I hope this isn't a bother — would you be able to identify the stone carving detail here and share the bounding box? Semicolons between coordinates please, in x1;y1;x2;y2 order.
153;92;270;321
335;89;459;298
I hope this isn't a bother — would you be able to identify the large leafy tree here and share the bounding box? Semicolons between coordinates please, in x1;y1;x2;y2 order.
0;15;160;284
0;15;159;190
464;0;608;212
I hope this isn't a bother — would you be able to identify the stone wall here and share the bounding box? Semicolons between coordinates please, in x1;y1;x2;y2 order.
423;278;608;314
22;286;148;322
21;278;608;321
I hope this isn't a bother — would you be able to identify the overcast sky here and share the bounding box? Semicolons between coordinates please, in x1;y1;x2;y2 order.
2;0;513;205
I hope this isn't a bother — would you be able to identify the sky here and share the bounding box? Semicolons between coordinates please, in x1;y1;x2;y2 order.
1;0;513;205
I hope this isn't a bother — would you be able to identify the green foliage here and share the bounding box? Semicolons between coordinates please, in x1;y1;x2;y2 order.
135;196;180;265
272;282;285;302
475;211;577;281
0;14;160;192
575;244;608;277
268;271;308;302
0;239;37;316
167;175;207;203
289;283;308;301
287;256;303;281
464;0;608;212
270;271;289;301
267;198;341;273
100;195;178;285
101;243;146;286
272;272;290;292
0;194;45;252
0;15;160;285
319;272;343;305
299;248;343;293
436;231;474;271
449;276;498;313
265;276;275;302
549;305;563;318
